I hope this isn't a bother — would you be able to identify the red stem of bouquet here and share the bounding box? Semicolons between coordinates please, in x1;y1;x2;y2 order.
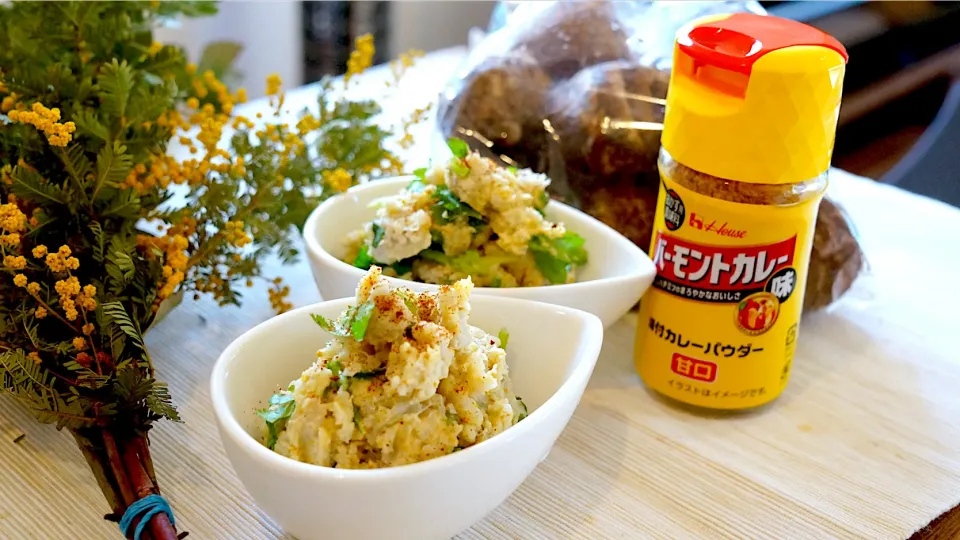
73;429;181;540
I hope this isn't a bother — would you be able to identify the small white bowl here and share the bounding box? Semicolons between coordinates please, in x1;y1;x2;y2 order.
211;295;604;540
303;177;655;328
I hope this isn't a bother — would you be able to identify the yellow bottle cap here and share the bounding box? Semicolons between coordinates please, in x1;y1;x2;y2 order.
661;13;848;185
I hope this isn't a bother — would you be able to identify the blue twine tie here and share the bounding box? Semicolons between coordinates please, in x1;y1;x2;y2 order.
118;494;175;540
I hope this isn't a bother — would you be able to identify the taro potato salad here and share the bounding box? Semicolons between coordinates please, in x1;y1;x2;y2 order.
256;267;527;469
344;139;588;287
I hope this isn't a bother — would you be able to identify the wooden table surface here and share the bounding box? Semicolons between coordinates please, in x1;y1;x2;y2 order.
3;47;960;540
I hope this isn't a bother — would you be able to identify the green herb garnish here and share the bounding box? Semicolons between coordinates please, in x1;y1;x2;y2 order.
432;186;483;224
389;258;413;276
371;223;385;248
498;328;510;350
529;231;588;285
326;358;343;378
420;249;515;277
507;166;518;175
516;396;528;423
353;369;386;379
490;276;502;288
256;392;296;450
353;407;365;435
447;138;469;159
353;244;374;269
311;301;376;341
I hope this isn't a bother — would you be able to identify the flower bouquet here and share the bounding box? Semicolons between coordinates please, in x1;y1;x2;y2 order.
0;1;419;537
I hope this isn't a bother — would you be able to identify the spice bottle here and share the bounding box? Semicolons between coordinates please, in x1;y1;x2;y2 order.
634;13;848;411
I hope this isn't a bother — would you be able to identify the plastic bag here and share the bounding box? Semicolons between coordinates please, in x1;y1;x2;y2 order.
436;0;864;310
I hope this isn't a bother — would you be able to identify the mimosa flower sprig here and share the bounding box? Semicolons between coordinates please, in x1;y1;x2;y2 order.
0;1;422;537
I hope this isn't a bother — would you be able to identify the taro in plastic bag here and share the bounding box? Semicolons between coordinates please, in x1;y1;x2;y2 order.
437;0;865;310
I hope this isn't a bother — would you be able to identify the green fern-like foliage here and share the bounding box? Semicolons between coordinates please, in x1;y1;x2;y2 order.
0;0;405;437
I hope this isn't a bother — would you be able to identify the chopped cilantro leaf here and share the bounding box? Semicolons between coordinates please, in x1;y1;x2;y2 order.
353;408;365;434
353;245;374;269
311;313;340;334
507;166;518;175
447;138;469;158
256;392;296;450
490;276;502;288
420;249;450;265
432;186;483;224
353;368;386;379
326;358;343;378
516;397;528;422
413;167;428;180
529;232;588;284
349;301;375;341
498;328;510;350
420;249;515;276
371;223;385;248
312;301;376;341
389;258;413;276
450;159;470;177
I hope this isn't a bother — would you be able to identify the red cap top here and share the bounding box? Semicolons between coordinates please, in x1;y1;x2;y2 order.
677;12;848;76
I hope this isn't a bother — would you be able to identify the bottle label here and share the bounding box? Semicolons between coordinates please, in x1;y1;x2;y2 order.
635;171;821;409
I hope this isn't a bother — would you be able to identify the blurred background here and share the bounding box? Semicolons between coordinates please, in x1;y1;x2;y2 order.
156;0;960;208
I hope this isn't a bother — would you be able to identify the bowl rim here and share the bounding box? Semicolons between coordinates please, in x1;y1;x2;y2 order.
210;294;604;481
302;176;653;294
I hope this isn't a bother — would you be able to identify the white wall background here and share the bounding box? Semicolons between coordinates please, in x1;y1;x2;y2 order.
389;2;494;59
154;1;495;99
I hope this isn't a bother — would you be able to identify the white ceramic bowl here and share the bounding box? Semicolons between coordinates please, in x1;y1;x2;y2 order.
303;177;655;328
211;295;604;540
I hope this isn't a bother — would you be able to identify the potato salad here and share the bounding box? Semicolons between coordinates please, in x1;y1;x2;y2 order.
343;139;588;287
256;267;527;469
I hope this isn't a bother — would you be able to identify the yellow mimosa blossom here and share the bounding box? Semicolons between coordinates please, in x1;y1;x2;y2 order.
346;34;375;82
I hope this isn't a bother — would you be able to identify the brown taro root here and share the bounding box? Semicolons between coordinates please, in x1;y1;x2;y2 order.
438;58;553;169
805;198;864;310
582;179;660;249
511;1;634;80
546;61;669;196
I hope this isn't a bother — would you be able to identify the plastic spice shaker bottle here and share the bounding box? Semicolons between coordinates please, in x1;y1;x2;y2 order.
634;13;848;411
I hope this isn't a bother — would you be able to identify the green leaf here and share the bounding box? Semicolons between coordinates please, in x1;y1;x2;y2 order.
371;223;385;248
72;110;110;141
58;144;94;188
498;328;510;350
326;359;343;378
508;166;518;175
101;302;145;352
431;186;482;225
413;167;428;180
98;59;135;121
532;250;569;285
89;222;106;264
447;138;468;159
311;301;376;341
420;249;515;276
529;232;588;284
350;302;375;341
94;141;134;200
197;41;243;82
450;159;470;178
389;259;413;277
9;166;64;205
353;369;385;379
256;391;296;450
352;245;374;270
